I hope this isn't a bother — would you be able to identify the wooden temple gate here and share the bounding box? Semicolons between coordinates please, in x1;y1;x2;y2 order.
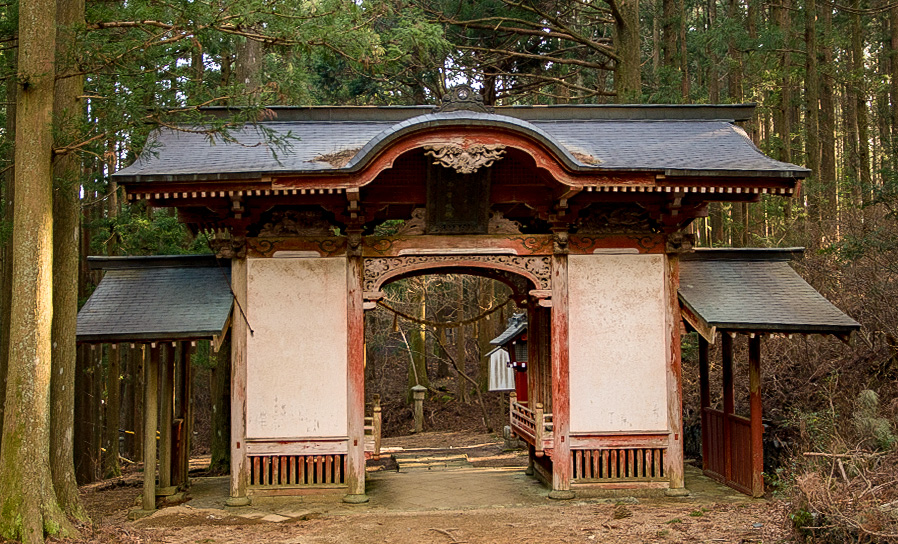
76;89;861;512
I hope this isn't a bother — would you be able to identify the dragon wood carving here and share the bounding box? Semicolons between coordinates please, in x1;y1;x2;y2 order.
423;143;507;174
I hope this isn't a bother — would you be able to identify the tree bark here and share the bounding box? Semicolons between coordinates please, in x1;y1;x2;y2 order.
850;3;871;218
455;280;467;403
727;0;744;102
102;345;121;478
0;45;14;453
819;4;837;232
805;0;821;229
891;5;898;165
0;0;76;537
613;0;641;102
50;0;88;520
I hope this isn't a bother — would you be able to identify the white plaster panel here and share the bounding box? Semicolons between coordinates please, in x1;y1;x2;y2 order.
568;254;669;433
245;257;348;438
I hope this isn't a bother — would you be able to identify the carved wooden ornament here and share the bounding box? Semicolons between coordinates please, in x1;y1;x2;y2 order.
423;143;507;174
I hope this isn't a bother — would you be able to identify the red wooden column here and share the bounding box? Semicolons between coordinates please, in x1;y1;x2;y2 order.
549;249;573;500
666;254;686;494
748;334;764;497
344;251;368;503
226;257;250;507
698;335;711;472
721;333;735;483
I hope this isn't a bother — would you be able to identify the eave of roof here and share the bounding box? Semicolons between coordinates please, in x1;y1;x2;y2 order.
679;249;860;339
77;256;234;343
112;105;809;185
200;103;761;122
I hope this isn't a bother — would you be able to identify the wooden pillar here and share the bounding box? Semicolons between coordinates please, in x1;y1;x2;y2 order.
698;335;711;471
226;257;250;506
159;343;174;492
344;251;368;503
721;332;735;483
665;254;686;494
549;251;572;499
141;344;160;513
749;334;764;497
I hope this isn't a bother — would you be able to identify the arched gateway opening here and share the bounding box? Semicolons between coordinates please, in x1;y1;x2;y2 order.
87;89;858;514
363;265;537;454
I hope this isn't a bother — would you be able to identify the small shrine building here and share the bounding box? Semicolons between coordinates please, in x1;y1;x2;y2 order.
77;88;860;510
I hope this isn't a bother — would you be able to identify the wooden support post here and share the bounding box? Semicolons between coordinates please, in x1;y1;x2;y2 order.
141;345;160;513
226;258;250;507
699;335;711;471
159;343;174;492
721;333;735;483
749;334;764;497
666;254;686;495
549;251;573;500
372;394;382;460
534;402;545;457
344;252;368;503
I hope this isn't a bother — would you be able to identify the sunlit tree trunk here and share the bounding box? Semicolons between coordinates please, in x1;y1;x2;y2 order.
0;0;77;538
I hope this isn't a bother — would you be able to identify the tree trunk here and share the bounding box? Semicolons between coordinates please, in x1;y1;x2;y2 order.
707;0;720;103
819;4;837;234
132;345;144;462
805;0;821;230
850;4;871;219
455;280;467;403
678;0;689;100
0;45;14;452
891;5;898;166
727;0;744;102
0;0;76;537
208;337;231;475
50;0;88;520
407;277;428;400
102;345;121;478
613;0;641;103
235;37;263;101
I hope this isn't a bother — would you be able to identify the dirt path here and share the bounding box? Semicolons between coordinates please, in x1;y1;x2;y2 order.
63;433;794;543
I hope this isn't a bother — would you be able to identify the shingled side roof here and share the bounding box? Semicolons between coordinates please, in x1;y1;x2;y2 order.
76;255;233;343
679;249;860;338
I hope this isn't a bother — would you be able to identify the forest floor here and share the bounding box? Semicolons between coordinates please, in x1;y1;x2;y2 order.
59;432;794;544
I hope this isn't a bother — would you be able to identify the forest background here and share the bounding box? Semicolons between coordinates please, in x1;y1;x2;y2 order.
0;0;897;542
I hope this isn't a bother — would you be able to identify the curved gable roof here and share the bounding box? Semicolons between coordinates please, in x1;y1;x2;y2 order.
344;111;584;172
112;105;810;184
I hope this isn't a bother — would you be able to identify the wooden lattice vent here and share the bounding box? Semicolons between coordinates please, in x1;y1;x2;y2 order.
249;454;346;487
571;448;666;482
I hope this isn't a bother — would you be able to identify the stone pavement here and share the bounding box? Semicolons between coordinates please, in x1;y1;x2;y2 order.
365;467;548;511
177;463;751;525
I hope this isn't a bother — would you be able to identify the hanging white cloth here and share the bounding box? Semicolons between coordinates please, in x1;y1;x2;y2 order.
487;348;514;392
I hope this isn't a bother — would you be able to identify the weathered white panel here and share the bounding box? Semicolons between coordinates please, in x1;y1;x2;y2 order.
568;254;668;432
246;257;348;438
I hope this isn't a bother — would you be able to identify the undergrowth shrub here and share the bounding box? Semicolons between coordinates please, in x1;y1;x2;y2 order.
789;391;898;542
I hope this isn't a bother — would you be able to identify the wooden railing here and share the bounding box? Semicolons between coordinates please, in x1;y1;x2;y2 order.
364;394;382;460
509;393;553;456
703;407;752;494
